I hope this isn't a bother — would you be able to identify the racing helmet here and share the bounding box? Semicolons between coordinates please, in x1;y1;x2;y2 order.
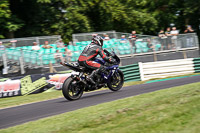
92;35;104;47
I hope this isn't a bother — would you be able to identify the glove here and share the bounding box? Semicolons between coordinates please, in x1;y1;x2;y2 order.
109;57;115;63
103;49;111;56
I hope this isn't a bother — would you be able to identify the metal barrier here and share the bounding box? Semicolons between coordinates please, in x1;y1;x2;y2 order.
2;57;200;98
119;57;200;82
72;31;199;57
115;33;199;55
119;63;141;82
0;35;61;47
0;47;72;75
72;30;117;43
140;58;195;80
0;32;199;76
193;57;200;73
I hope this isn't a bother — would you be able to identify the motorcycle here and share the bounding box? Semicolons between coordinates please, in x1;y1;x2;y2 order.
61;49;124;101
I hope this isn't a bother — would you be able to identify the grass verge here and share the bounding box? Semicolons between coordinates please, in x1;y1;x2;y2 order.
0;90;63;109
0;82;200;133
145;73;200;82
0;81;144;109
0;73;199;109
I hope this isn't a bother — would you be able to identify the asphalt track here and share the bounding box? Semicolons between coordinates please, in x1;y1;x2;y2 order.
0;75;200;129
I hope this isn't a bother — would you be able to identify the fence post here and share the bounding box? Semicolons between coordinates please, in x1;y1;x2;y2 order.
153;52;157;62
113;30;117;39
19;57;25;74
2;54;8;74
130;45;134;57
183;50;187;59
138;62;144;81
36;37;39;45
40;54;43;67
49;62;57;73
19;49;25;74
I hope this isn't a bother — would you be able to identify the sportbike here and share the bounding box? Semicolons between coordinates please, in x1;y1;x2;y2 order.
61;49;124;101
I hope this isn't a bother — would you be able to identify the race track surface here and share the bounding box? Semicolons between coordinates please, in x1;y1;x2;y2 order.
0;75;200;129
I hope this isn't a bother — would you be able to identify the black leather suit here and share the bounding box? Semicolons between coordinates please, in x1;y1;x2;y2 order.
78;43;110;70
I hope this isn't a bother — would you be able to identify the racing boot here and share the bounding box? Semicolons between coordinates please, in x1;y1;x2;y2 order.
87;66;106;84
87;70;96;84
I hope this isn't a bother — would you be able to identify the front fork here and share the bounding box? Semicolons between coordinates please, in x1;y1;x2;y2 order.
103;68;118;83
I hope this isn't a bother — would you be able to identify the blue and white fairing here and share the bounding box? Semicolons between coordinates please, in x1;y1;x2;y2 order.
93;51;120;83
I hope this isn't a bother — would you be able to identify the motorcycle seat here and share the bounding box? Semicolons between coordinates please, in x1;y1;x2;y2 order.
63;62;90;72
71;62;79;67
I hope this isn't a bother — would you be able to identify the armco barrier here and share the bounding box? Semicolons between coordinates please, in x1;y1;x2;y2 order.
193;57;200;73
139;58;197;81
119;57;200;81
1;57;200;98
119;63;141;82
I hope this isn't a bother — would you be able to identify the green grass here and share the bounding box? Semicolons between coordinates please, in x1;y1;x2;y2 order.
57;70;73;74
0;90;63;109
146;73;200;81
0;78;9;82
0;73;199;109
0;81;144;109
0;82;200;133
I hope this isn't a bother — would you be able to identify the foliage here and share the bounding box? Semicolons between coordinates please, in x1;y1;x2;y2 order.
0;0;23;38
145;0;200;34
0;0;199;41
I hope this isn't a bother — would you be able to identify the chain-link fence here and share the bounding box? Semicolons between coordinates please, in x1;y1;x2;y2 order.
0;35;61;47
108;32;199;55
0;35;62;75
72;31;117;43
71;31;199;64
0;32;199;76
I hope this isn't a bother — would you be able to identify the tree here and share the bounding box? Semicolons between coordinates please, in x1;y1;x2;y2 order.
0;0;23;38
4;0;200;42
144;0;200;37
10;0;91;42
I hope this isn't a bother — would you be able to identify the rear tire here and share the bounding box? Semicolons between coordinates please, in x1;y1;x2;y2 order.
62;77;84;101
107;69;124;91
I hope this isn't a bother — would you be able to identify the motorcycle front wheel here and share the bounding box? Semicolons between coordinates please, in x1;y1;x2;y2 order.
62;77;84;101
107;69;124;91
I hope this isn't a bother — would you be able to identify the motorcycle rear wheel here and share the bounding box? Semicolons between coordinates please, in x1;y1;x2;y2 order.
62;77;84;101
107;69;124;91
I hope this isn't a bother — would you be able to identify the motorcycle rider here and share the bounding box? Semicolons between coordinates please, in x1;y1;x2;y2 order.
78;35;115;84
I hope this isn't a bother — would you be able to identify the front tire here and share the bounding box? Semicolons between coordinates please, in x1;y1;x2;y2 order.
62;77;84;101
107;69;124;91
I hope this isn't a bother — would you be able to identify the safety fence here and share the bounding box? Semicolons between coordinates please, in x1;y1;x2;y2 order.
0;35;61;47
72;31;117;42
119;63;141;82
1;57;200;98
0;45;70;75
193;58;200;73
120;57;200;81
0;32;199;77
140;58;195;80
73;31;199;55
